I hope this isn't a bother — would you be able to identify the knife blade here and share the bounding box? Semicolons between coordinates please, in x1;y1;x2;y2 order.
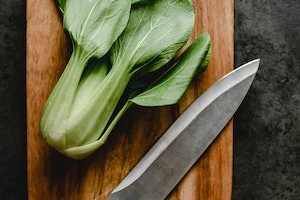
108;59;260;200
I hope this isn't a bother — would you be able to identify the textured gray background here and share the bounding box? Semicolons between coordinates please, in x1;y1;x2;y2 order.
0;0;27;199
0;0;299;199
234;1;299;199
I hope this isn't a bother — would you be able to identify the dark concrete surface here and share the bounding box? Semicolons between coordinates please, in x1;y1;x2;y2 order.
0;0;27;199
0;0;298;199
233;0;299;199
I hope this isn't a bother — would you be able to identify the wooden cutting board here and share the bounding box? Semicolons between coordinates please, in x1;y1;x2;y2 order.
26;0;233;199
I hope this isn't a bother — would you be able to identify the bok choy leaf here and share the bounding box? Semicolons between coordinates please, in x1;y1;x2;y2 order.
40;0;212;159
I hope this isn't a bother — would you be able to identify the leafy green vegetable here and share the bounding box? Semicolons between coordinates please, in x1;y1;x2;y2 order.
131;33;211;106
56;0;149;13
41;0;212;159
56;0;66;13
40;0;131;155
131;0;150;5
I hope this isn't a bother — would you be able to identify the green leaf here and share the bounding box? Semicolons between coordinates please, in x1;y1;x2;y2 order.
71;58;110;112
64;0;131;58
56;0;66;13
131;0;149;5
110;0;195;75
201;42;212;69
130;32;211;106
57;0;145;14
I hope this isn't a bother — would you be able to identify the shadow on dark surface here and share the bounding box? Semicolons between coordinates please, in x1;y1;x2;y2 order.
0;0;299;199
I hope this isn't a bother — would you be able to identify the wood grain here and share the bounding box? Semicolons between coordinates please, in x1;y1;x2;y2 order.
26;0;234;199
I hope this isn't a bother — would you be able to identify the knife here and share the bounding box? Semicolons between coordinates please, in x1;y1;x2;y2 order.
108;59;260;200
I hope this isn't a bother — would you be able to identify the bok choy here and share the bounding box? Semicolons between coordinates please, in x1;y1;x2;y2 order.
40;0;212;159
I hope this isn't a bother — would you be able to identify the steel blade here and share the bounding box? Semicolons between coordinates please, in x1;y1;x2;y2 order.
108;59;260;200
